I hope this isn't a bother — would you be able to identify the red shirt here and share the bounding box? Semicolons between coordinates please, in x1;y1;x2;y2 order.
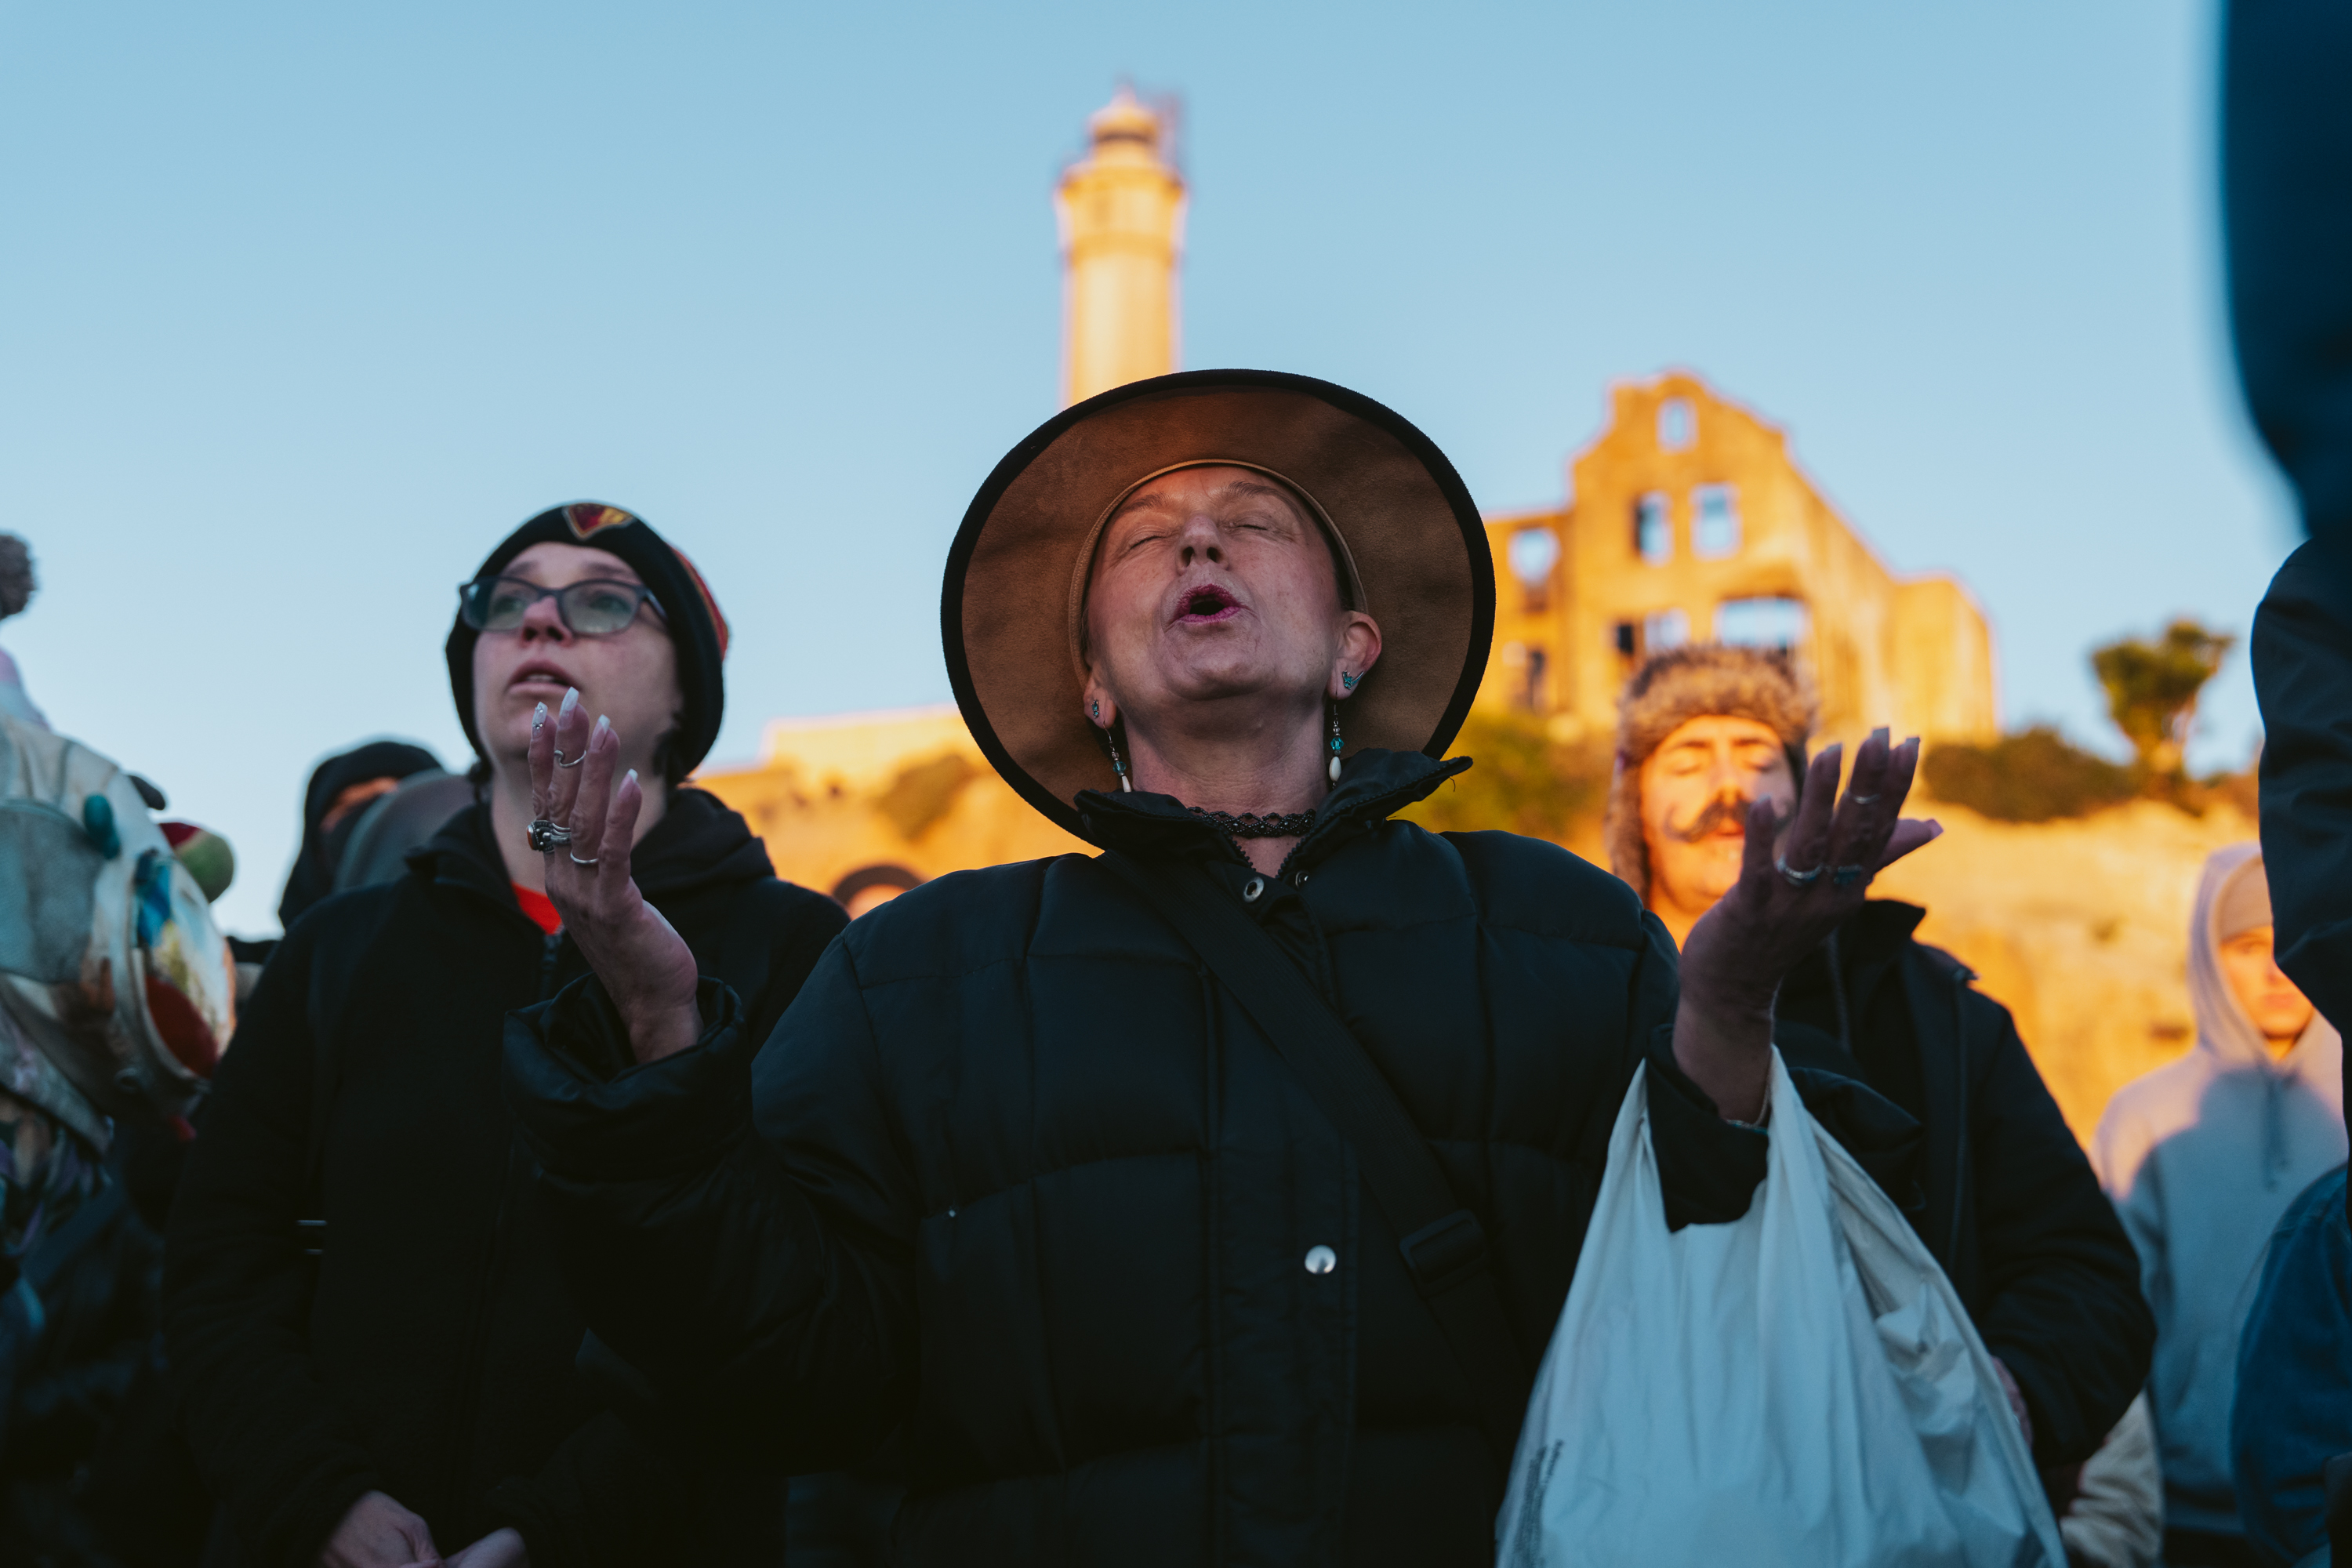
513;884;562;935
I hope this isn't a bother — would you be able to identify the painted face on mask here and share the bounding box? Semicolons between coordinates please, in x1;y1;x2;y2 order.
1637;714;1797;942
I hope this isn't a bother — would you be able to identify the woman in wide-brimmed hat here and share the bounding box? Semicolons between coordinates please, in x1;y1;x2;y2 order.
503;372;1935;1564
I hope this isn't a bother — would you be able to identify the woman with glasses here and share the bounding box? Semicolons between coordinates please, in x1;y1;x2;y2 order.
165;503;847;1568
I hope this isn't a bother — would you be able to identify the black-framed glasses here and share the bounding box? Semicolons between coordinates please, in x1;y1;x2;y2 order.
456;576;668;637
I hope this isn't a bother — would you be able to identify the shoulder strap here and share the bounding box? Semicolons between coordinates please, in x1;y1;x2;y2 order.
1100;852;1531;1472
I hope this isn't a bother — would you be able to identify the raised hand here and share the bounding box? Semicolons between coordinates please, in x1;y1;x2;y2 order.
528;688;702;1063
1671;728;1942;1121
318;1490;442;1568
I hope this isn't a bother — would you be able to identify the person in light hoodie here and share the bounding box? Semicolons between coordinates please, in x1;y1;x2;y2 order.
2092;842;2347;1567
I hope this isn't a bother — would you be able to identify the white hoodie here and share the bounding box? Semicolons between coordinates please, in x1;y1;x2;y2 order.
2091;841;2347;1537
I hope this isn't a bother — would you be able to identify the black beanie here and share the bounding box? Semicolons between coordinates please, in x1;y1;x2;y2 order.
446;502;730;780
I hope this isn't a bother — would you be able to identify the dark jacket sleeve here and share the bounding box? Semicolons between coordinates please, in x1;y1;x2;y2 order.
1956;991;2152;1468
2232;1166;2352;1566
1629;910;1924;1232
482;1409;700;1568
503;943;918;1475
2256;542;2352;1049
2224;0;2352;553
163;920;380;1566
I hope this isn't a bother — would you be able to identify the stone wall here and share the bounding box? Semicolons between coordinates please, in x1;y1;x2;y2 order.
1869;797;2256;1144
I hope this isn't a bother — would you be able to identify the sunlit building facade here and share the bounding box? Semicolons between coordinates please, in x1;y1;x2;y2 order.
1479;372;1998;747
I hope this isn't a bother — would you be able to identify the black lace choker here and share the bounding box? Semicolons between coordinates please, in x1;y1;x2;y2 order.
1188;806;1318;839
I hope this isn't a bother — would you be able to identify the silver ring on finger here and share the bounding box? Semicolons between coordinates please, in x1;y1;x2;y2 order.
568;851;601;866
1775;853;1824;888
526;818;573;852
1831;864;1867;887
554;748;586;770
1849;793;1880;806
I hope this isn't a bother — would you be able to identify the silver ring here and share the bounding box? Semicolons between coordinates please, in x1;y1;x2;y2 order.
526;818;572;851
1775;853;1824;888
1831;864;1867;887
1849;793;1880;806
554;749;586;770
568;851;600;866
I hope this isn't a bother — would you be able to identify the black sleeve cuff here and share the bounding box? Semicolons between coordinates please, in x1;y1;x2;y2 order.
1644;1029;1926;1232
1643;1024;1769;1231
502;974;755;1182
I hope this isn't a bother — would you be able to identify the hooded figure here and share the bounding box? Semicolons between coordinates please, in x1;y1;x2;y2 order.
2092;844;2347;1552
275;740;443;930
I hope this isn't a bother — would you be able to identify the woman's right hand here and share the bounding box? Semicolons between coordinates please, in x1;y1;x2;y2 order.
319;1490;441;1568
530;688;702;1063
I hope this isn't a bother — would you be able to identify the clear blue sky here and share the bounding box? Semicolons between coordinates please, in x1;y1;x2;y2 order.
0;2;2290;937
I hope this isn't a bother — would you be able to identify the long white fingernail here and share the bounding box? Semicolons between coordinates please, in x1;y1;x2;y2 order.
533;702;546;732
560;687;580;717
593;714;610;742
624;768;637;787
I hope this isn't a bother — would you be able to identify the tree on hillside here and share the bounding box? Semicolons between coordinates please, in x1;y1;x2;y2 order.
1398;712;1609;842
2091;618;2234;787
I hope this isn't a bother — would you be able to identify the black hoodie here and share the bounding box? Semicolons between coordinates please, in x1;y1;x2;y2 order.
166;790;845;1568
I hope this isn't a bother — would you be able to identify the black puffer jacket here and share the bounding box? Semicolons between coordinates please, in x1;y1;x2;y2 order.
165;791;844;1567
1775;902;2151;1466
505;750;1908;1566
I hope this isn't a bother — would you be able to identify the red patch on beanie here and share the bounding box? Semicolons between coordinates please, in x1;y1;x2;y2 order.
671;546;729;659
564;503;638;539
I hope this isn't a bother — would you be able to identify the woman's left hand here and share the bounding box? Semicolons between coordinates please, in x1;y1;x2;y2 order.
1672;728;1942;1121
532;689;702;1063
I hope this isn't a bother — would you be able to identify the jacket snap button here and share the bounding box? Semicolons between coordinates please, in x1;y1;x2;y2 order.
1242;877;1265;902
1305;1244;1338;1275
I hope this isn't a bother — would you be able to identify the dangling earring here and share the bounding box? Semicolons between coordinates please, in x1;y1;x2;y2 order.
1327;702;1345;784
1102;717;1133;791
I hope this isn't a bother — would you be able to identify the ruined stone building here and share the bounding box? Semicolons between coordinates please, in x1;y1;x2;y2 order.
703;95;1999;909
1479;372;1998;748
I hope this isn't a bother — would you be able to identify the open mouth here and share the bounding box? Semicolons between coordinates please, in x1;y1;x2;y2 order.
510;664;573;691
1174;583;1242;625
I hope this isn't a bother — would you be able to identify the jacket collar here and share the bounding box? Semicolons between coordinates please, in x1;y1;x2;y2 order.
1075;746;1471;869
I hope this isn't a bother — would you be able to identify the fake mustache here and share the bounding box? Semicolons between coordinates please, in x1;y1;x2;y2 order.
1665;793;1757;844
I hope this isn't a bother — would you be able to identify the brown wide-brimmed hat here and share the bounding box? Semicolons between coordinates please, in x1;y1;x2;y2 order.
942;370;1496;842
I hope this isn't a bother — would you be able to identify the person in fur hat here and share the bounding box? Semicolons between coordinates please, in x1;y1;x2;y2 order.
1606;644;2153;1490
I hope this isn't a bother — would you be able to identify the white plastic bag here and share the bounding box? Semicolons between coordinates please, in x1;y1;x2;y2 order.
1496;1053;2065;1567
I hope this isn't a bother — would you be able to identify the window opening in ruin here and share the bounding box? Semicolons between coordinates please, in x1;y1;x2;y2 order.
1658;397;1694;452
1635;492;1672;564
1693;484;1741;558
1522;645;1548;711
1508;526;1561;612
1715;596;1809;652
1645;607;1690;652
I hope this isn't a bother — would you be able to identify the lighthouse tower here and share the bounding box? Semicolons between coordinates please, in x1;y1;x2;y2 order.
1055;86;1186;406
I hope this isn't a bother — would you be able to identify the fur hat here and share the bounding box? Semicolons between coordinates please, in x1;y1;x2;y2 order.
1604;644;1817;899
